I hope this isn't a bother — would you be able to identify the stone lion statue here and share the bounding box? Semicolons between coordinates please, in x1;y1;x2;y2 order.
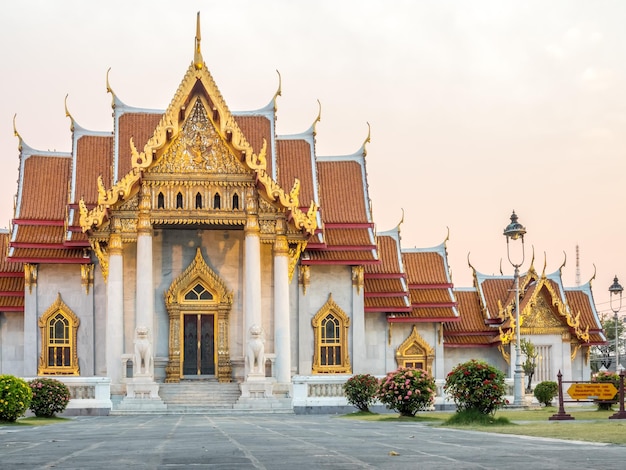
246;324;265;375
134;326;153;377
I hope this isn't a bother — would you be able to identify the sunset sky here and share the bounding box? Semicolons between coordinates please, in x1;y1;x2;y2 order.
1;1;625;317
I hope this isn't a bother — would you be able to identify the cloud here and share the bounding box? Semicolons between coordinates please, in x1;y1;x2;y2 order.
580;67;615;91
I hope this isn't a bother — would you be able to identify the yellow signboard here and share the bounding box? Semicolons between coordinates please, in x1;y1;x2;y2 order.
567;383;618;400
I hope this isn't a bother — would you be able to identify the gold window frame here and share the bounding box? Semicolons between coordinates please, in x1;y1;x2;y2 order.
395;325;434;374
38;293;80;375
312;294;351;374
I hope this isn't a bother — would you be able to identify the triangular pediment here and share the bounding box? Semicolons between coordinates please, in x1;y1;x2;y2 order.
521;289;567;333
79;14;317;235
147;98;250;176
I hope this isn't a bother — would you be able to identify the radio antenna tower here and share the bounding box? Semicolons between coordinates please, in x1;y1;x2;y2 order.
575;244;580;286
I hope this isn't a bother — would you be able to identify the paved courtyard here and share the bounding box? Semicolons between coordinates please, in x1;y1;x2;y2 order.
1;413;625;469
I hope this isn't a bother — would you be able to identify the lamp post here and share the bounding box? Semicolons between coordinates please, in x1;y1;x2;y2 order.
503;210;526;406
609;276;623;372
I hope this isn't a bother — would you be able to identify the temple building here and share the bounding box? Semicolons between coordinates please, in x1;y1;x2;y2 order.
0;15;606;414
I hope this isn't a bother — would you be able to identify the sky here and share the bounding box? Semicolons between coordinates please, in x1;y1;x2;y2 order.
1;1;626;317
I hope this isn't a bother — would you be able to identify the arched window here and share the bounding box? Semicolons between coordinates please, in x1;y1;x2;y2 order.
232;193;239;210
176;192;184;209
213;193;221;209
157;192;165;209
311;294;351;374
195;192;203;209
38;294;80;375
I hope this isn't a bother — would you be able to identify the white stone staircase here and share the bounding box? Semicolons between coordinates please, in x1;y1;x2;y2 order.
158;380;241;413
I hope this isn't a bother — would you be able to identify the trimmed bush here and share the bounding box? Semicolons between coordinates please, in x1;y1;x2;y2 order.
28;378;71;418
0;375;32;422
533;381;558;407
379;367;436;417
444;359;508;415
343;374;380;412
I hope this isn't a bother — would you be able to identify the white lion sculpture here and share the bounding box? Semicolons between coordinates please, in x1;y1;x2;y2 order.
134;326;153;377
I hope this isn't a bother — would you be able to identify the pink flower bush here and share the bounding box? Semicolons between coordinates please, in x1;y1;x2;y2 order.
378;368;436;417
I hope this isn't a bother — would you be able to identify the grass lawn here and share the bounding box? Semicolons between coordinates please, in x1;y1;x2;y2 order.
341;406;626;445
0;416;69;426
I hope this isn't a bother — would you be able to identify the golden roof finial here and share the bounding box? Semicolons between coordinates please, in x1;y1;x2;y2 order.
13;114;23;151
362;122;371;156
312;99;321;136
64;94;75;132
194;12;203;70
558;250;567;274
106;68;117;110
273;70;282;112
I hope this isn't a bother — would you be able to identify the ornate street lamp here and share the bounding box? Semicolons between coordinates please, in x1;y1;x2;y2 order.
609;276;623;371
503;210;526;406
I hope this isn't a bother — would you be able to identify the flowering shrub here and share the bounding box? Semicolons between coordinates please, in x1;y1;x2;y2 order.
444;359;507;415
378;368;436;417
533;381;558;407
0;375;32;422
592;371;619;410
28;378;71;418
343;374;380;412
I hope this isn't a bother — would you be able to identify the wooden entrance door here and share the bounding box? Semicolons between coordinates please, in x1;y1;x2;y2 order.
182;314;215;376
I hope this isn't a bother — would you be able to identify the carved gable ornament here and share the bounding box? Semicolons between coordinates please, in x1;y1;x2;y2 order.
149;99;248;175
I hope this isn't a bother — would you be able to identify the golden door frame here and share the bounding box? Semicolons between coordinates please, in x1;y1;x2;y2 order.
164;248;233;382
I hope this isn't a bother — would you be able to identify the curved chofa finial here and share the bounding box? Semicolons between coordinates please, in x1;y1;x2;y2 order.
558;250;567;274
105;68;117;110
467;252;474;270
12;114;23;151
529;245;535;272
588;263;597;286
272;70;282;112
312;99;322;136
444;226;450;245
541;251;547;278
499;258;503;275
64;94;75;132
362;122;371;156
396;208;405;231
194;11;203;70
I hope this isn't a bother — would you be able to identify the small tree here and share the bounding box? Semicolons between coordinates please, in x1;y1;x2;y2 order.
343;374;379;412
444;359;508;415
533;381;558;407
29;378;71;418
378;368;436;417
521;338;539;393
0;375;32;422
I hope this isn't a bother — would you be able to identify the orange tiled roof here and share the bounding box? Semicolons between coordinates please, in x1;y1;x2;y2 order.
0;233;23;273
74;134;113;205
11;225;65;245
443;289;498;346
17;156;71;221
304;249;377;263
276;138;315;208
117;112;163;178
475;276;512;320
403;251;450;285
9;247;87;262
317;161;369;224
0;231;24;312
232;115;274;180
366;236;403;276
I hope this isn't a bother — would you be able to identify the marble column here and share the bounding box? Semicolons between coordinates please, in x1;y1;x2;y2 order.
244;189;262;376
135;187;154;371
22;264;38;377
106;221;124;392
351;266;366;374
273;217;291;383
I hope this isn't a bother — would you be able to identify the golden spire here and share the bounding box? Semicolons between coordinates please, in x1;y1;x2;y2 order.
312;99;321;136
12;114;23;151
64;95;75;132
194;12;203;70
362;122;371;156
